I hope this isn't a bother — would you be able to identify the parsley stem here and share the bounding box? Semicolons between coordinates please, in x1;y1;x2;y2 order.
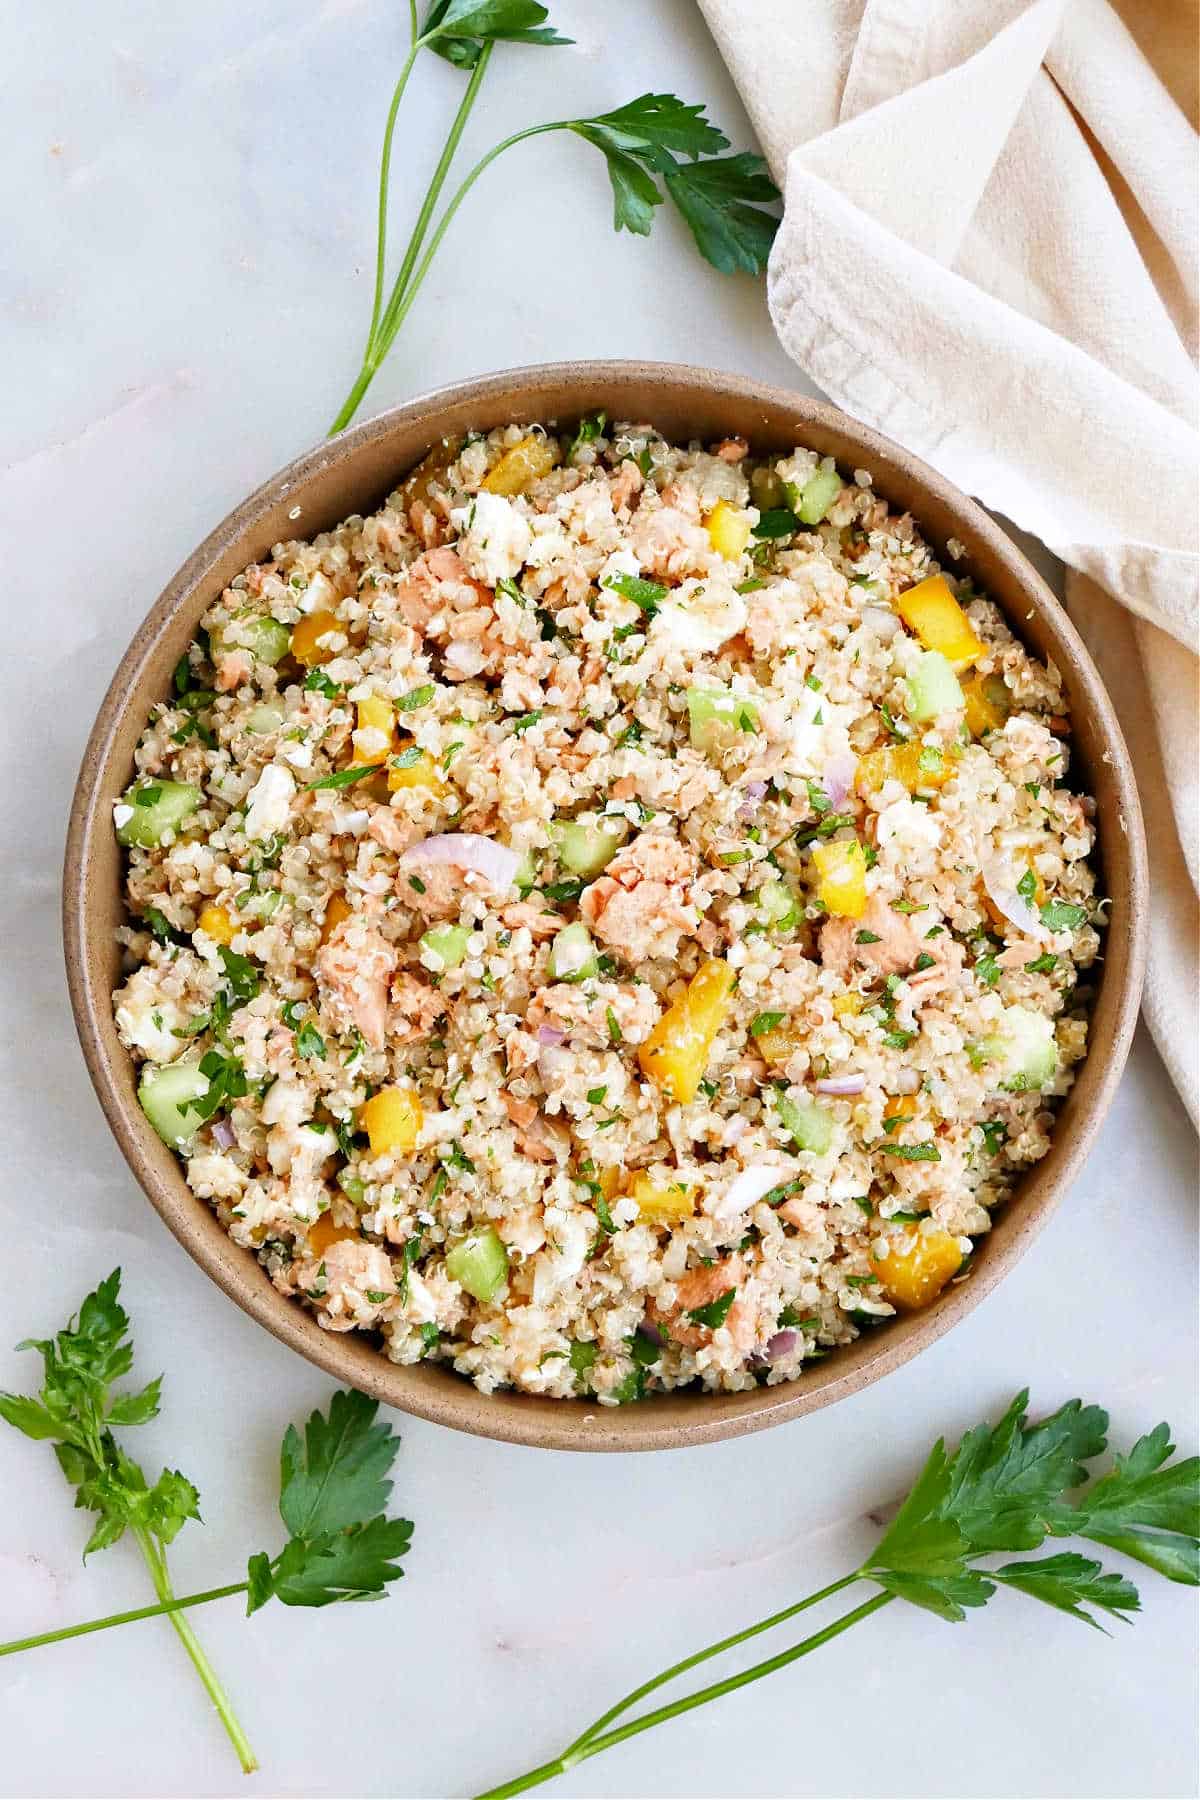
331;43;495;433
561;1570;862;1755
475;1589;893;1800
373;121;561;338
132;1526;258;1775
0;1580;249;1657
374;42;495;355
330;115;561;432
364;41;422;361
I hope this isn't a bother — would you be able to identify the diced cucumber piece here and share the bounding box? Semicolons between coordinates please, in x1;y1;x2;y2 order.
212;615;291;667
686;686;760;754
974;1005;1059;1092
246;703;285;736
239;889;281;921
774;1090;834;1155
750;465;787;512
445;1226;509;1303
513;849;539;896
548;921;598;983
116;779;201;848
553;815;626;878
757;877;800;931
904;650;964;722
421;923;470;969
337;1166;366;1205
793;465;842;525
138;1059;210;1148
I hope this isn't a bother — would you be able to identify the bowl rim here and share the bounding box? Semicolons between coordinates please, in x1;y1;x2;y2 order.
63;359;1147;1452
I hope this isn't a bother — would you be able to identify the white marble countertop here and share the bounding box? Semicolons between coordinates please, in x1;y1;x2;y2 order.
2;4;1196;1797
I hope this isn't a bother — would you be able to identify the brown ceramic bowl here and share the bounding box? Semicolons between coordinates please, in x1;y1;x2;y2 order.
63;362;1146;1452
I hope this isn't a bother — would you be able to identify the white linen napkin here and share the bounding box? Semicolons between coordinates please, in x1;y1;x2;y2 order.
698;0;1199;1124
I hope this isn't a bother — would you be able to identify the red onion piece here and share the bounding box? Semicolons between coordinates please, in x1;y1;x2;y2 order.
820;749;858;812
638;1320;665;1349
981;858;1045;938
719;1163;794;1217
814;1073;867;1096
211;1118;236;1150
766;1330;798;1360
744;780;768;799
536;1024;566;1046
401;833;521;891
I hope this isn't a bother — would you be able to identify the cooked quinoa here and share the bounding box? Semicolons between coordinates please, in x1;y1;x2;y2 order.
111;420;1101;1403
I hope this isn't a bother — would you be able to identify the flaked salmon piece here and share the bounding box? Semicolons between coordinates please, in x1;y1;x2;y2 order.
396;545;489;632
368;805;424;856
605;833;696;888
215;652;252;692
501;900;561;940
581;833;698;962
503;1096;568;1163
293;1239;396;1334
649;1255;753;1351
714;436;748;462
317;914;397;1050
390;972;444;1043
820;895;923;979
610;460;644;511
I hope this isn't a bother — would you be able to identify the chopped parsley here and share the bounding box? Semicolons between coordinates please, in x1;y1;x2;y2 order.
685;1288;737;1330
397;684;436;712
1040;900;1087;931
749;1011;785;1037
306;763;385;791
602;571;668;616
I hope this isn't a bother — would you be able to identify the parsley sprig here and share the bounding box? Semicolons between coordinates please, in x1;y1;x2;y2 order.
0;1273;414;1771
329;3;780;429
476;1390;1198;1797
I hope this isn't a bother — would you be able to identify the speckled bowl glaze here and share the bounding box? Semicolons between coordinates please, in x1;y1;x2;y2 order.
63;362;1147;1451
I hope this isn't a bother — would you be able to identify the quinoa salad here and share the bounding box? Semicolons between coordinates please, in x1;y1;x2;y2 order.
111;419;1102;1404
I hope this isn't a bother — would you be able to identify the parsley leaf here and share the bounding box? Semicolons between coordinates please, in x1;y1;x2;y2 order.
1043;1421;1200;1585
277;1388;399;1540
990;1553;1140;1630
663;151;781;274
306;763;386;791
685;1288;737;1330
1040;900;1088;931
422;0;572;69
602;570;668;615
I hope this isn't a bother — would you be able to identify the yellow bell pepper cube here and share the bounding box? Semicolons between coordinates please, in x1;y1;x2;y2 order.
321;891;353;944
482;435;559;496
400;436;463;505
358;1086;424;1158
871;1225;963;1310
388;744;447;797
703;499;753;560
638;958;736;1105
291;609;342;668
812;840;869;919
628;1172;696;1224
196;903;237;946
753;1022;805;1067
896;575;984;672
856;742;952;797
307;1213;360;1259
832;992;864;1019
961;672;1010;739
349;693;398;767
